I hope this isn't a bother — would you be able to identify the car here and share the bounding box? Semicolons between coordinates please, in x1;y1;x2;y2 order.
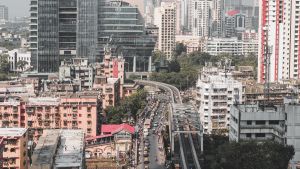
144;157;150;164
145;165;149;169
145;142;150;146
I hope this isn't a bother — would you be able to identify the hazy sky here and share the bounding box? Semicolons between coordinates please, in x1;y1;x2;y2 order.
0;0;30;19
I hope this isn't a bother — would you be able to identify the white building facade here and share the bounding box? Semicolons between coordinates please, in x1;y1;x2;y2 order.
190;0;213;37
7;49;31;72
196;71;243;134
205;38;258;56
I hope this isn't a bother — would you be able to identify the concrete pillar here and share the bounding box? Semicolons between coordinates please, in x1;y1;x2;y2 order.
148;56;152;72
200;132;203;153
171;133;175;153
133;56;136;72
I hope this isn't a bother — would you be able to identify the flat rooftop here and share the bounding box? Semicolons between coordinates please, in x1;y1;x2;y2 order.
54;130;84;168
27;97;60;106
31;129;84;169
0;128;27;137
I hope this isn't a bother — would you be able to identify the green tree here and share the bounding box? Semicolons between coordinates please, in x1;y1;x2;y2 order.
106;89;147;124
174;42;187;57
0;54;10;73
152;50;166;66
168;60;181;72
16;60;28;71
201;135;295;169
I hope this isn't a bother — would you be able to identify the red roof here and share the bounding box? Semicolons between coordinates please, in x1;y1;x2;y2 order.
227;10;240;16
85;134;113;140
101;124;135;134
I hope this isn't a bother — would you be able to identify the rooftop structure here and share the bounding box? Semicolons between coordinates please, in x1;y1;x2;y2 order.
31;129;85;169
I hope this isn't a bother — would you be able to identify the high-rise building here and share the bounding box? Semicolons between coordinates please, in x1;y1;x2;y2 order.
257;0;282;83
211;0;224;37
155;2;176;60
257;0;293;83
190;0;213;37
30;0;155;73
0;5;8;24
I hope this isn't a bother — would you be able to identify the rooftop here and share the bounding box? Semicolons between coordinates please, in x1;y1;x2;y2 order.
0;128;27;137
107;78;119;84
54;130;85;168
27;97;60;106
31;129;84;169
101;124;135;134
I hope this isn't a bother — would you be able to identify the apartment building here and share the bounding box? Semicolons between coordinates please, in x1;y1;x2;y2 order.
196;69;243;133
0;96;101;141
229;104;285;142
31;129;85;169
59;58;94;90
205;37;258;56
94;77;120;109
0;128;28;169
257;0;300;83
190;0;213;37
229;98;300;168
155;2;177;60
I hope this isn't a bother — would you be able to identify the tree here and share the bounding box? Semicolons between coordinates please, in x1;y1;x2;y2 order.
174;42;187;57
0;54;10;73
105;89;147;124
168;60;181;72
152;50;166;66
201;135;295;169
16;60;28;71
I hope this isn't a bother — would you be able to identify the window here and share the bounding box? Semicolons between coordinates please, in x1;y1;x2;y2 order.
269;120;279;125
247;121;252;125
87;107;91;112
87;114;91;118
256;120;265;125
246;133;251;138
255;133;265;137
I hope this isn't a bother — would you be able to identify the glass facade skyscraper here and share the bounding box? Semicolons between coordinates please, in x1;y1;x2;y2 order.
98;0;156;72
30;0;155;73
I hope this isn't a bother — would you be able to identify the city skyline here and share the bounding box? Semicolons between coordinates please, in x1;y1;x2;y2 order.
0;0;29;19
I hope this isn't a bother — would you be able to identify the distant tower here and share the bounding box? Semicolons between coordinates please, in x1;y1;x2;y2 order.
190;0;213;38
155;2;176;60
0;5;8;24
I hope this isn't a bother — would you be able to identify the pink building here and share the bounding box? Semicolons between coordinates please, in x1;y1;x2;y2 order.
0;128;28;169
94;77;120;110
95;51;125;99
0;95;101;141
